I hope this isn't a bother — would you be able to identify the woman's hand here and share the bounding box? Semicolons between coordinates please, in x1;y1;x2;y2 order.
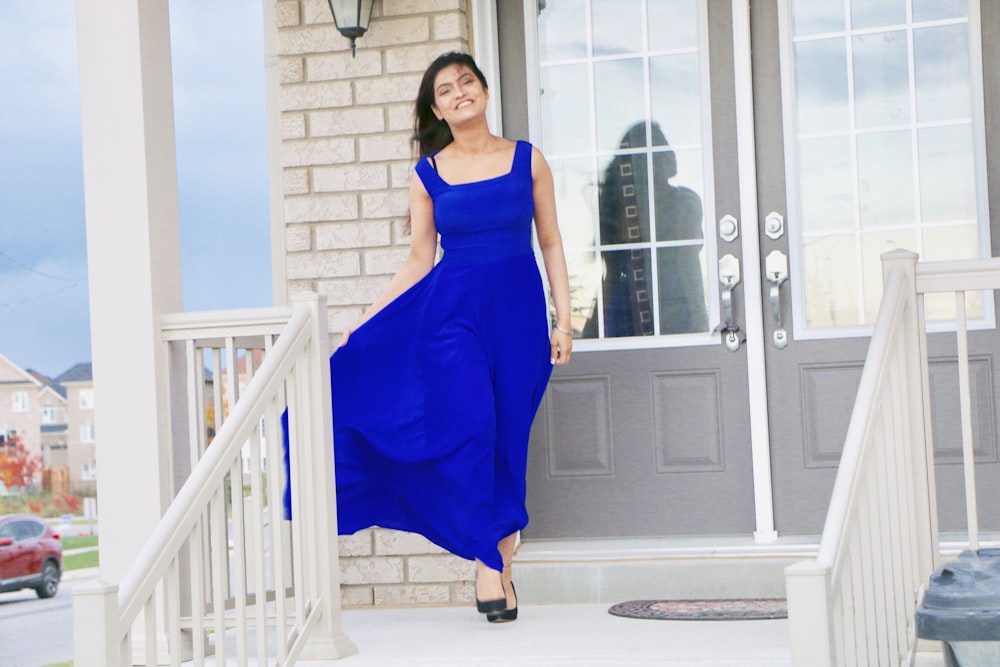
550;328;573;365
339;324;356;348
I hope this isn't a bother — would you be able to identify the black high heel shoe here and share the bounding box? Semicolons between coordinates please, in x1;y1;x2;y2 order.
476;596;506;614
487;582;517;623
476;568;506;615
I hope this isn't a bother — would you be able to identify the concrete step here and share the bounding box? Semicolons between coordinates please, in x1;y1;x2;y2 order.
511;536;817;605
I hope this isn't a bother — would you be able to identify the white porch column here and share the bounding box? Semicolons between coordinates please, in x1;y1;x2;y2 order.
76;0;181;584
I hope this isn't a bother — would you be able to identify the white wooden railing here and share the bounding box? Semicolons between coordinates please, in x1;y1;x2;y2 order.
73;292;356;666
786;250;999;666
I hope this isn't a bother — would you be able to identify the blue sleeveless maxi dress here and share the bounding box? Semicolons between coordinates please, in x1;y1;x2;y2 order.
328;140;552;572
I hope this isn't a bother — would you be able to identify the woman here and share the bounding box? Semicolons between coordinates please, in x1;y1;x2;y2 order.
330;52;572;623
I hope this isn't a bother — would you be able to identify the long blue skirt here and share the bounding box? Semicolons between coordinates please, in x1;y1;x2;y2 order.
325;250;552;572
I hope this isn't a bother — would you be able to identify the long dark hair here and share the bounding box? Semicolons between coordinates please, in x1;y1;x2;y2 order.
412;52;489;157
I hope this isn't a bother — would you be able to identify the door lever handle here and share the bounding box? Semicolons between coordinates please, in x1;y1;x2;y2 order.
715;254;743;352
765;250;788;349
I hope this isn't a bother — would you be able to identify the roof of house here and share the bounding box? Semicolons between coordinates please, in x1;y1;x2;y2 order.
55;362;93;384
38;384;67;402
28;370;69;399
0;352;44;386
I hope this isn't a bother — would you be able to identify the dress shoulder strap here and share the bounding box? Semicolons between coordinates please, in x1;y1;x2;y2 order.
514;140;533;177
414;154;447;197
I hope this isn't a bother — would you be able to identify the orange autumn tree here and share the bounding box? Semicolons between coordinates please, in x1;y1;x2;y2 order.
0;434;43;493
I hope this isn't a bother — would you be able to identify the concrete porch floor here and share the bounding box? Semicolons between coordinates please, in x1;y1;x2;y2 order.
305;603;794;667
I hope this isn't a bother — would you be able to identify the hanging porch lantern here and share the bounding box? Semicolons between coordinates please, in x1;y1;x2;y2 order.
326;0;374;57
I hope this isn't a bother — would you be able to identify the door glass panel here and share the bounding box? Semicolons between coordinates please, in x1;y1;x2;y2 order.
594;58;646;151
853;30;909;128
600;248;654;337
537;0;587;61
647;0;698;50
803;235;859;328
856;130;914;227
592;0;643;56
783;0;988;330
650;54;703;146
914;24;971;122
913;0;967;22
791;0;844;35
657;246;708;334
540;64;591;155
799;136;853;232
535;0;713;342
794;39;850;134
851;0;906;29
919;125;976;222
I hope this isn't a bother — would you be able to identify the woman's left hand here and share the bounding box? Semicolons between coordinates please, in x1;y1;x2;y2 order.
550;329;573;365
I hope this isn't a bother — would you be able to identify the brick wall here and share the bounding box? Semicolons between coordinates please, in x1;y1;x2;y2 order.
275;0;476;607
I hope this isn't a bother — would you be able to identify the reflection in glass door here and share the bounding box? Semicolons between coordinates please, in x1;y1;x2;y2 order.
535;0;717;342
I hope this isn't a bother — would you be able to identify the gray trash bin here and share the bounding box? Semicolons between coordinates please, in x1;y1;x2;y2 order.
916;549;1000;667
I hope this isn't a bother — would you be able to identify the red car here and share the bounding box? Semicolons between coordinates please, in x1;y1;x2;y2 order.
0;514;62;598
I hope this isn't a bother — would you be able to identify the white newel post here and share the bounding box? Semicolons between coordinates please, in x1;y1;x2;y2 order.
75;0;181;663
881;249;939;577
296;293;358;659
784;560;834;667
73;583;123;667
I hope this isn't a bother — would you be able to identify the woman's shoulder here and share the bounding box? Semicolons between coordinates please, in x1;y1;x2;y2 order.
525;142;551;179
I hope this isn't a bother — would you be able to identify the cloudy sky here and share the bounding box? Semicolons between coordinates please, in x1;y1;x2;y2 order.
0;0;271;378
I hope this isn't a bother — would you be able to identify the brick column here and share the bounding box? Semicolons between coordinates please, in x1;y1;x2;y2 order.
274;0;478;607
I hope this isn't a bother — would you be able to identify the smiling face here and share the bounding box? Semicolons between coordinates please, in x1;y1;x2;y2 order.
431;63;488;125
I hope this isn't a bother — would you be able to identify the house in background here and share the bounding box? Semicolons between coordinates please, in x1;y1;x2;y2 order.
0;355;95;494
56;362;97;495
0;353;44;477
32;372;69;470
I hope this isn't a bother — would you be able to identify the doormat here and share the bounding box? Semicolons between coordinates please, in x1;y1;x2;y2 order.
608;598;788;621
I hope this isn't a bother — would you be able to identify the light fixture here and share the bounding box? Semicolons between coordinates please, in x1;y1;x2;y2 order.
327;0;374;57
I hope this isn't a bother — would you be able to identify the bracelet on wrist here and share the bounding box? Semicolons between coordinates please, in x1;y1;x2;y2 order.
553;324;571;335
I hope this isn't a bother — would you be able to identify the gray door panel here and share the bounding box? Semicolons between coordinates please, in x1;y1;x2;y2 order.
527;348;755;538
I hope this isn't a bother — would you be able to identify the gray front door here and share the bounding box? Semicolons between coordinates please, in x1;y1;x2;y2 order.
497;0;1000;540
499;0;760;540
756;0;1000;534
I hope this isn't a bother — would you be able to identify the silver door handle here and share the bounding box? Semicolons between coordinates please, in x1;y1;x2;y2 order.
715;254;742;352
765;250;788;349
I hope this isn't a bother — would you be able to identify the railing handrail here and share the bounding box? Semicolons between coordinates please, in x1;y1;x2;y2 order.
116;304;312;626
816;266;909;569
161;305;295;335
915;256;1000;294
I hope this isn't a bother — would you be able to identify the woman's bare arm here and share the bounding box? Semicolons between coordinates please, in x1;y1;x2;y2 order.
531;146;573;365
340;171;438;346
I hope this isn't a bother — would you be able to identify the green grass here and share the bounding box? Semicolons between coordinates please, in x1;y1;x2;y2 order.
63;549;99;571
41;663;71;667
60;534;98;550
